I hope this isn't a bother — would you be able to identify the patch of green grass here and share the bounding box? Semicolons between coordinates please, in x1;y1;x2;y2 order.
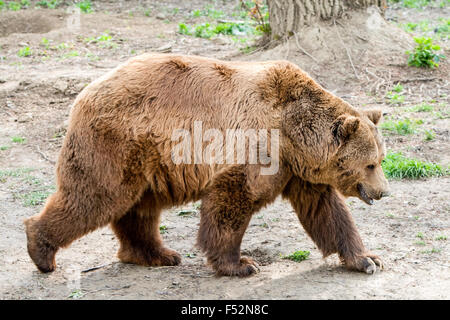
392;83;404;93
421;248;441;254
8;1;21;11
380;118;420;135
35;0;60;8
11;136;25;143
0;146;10;151
68;289;84;299
18;47;32;57
382;152;448;179
62;51;79;58
282;250;310;262
435;235;447;240
84;32;117;48
415;240;426;245
20;187;55;207
408;103;434;112
386;91;405;105
386;213;395;218
0;168;34;179
178;22;259;39
159;225;168;234
389;0;448;8
424;129;435;141
416;232;425;239
406;37;445;68
76;0;92;13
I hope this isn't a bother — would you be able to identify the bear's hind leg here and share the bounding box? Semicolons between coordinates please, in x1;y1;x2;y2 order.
24;190;123;273
111;193;181;267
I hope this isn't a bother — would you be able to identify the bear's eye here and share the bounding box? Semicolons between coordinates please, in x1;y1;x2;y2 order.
367;164;375;170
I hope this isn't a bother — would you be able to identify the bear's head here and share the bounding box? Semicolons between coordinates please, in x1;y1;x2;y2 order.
282;101;390;205
326;109;390;205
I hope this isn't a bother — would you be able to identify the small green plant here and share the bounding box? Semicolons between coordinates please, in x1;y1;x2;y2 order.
185;253;196;258
406;37;445;68
415;240;426;245
159;225;168;234
386;91;405;105
0;146;10;151
283;250;310;262
435;235;447;241
178;23;192;35
68;289;84;299
421;248;441;254
11;136;25;143
424;129;435;141
76;0;92;13
382;152;447;179
416;232;424;239
40;37;50;49
18;47;31;57
392;83;403;93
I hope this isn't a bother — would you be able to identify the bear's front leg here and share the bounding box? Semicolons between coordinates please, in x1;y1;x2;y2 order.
283;177;383;274
197;165;290;277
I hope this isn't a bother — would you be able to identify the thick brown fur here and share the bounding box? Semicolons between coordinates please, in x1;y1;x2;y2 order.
24;53;389;276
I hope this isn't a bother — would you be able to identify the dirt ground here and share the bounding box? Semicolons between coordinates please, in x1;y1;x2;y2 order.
0;1;449;300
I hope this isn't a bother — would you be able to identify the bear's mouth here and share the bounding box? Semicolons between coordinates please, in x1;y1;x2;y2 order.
357;184;373;205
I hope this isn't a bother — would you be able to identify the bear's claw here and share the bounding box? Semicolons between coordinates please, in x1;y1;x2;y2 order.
215;256;260;277
345;252;384;274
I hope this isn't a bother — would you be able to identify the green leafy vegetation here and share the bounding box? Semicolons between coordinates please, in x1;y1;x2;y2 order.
406;37;445;68
76;0;92;13
382;152;448;179
11;136;25;143
20;187;55;207
159;225;168;234
18;47;32;57
178;22;257;39
408;103;434;112
380;118;421;135
36;0;60;8
424;129;435;141
386;91;405;105
283;250;310;262
83;32;117;48
389;0;449;8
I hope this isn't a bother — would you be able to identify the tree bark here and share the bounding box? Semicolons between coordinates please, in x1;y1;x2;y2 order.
267;0;387;40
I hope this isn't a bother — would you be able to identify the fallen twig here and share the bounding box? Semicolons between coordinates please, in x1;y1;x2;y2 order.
81;263;111;273
333;19;358;79
293;32;319;64
36;146;56;165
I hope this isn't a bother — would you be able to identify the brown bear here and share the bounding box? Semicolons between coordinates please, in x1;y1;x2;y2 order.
24;53;390;277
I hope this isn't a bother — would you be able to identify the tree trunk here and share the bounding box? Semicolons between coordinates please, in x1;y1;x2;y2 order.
267;0;387;40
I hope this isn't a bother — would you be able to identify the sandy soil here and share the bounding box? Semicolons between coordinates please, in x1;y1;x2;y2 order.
0;0;449;299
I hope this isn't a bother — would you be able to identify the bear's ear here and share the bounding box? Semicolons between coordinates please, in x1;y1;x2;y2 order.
332;115;360;142
362;109;382;125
